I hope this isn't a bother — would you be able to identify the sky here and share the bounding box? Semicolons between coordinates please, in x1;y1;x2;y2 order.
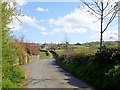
9;0;118;44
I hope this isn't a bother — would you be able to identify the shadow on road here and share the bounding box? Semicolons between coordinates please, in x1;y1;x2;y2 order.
21;53;95;89
50;57;94;90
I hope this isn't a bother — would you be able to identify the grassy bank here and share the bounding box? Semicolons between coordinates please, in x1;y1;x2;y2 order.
55;46;120;90
2;66;25;88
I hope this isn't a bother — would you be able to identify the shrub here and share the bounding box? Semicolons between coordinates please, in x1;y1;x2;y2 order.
2;79;17;88
45;51;49;56
104;65;120;90
93;47;120;65
4;66;25;84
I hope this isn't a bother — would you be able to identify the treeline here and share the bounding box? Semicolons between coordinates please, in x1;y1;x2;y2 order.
81;41;119;48
1;1;25;88
55;45;120;90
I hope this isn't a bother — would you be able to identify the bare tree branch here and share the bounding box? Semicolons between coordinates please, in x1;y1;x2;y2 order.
102;2;120;33
90;11;101;18
102;11;118;33
16;16;22;23
94;0;102;11
103;0;111;11
103;6;114;18
82;1;101;15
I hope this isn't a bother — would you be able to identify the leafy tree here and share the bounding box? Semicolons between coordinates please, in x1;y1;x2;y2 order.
1;1;25;88
2;0;15;75
75;42;81;45
0;1;2;89
80;0;120;51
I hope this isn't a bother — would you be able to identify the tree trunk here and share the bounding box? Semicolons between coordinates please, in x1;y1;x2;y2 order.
100;2;104;51
118;5;120;50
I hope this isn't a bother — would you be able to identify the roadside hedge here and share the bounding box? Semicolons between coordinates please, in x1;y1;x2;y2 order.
56;48;120;90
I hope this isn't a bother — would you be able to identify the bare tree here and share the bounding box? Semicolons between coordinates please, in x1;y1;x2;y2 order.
80;0;120;51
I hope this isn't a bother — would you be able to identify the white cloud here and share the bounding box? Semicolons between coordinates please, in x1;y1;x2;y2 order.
8;16;22;31
9;15;46;31
40;27;87;36
52;27;87;34
37;7;49;12
20;15;37;24
3;0;27;7
15;0;27;7
8;24;22;31
37;7;45;12
49;8;100;35
40;31;48;35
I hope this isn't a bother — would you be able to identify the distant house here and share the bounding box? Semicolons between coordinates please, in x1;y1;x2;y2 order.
11;42;40;65
16;42;40;55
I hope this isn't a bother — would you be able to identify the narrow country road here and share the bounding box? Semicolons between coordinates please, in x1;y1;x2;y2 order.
21;55;95;90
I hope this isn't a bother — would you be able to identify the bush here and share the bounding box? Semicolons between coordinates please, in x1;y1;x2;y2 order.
93;47;120;65
4;66;25;84
2;79;17;88
104;65;120;90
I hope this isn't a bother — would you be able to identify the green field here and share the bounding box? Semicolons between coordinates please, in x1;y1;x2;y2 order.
39;51;51;59
73;46;98;55
55;49;64;56
56;46;98;56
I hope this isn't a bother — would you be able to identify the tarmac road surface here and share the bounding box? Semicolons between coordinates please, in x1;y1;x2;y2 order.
21;56;95;90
